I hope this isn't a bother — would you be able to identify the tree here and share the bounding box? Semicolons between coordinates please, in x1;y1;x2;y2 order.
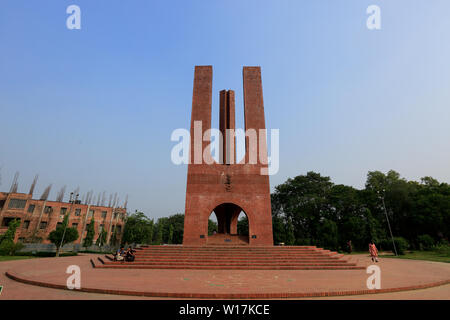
271;171;334;246
0;218;20;243
155;219;164;244
48;227;78;256
271;169;449;251
208;219;218;235
164;214;184;244
121;211;154;245
110;228;119;246
48;213;78;256
96;229;107;246
285;218;295;245
271;213;286;245
317;219;338;250
0;219;24;256
83;217;95;248
237;215;249;236
168;224;174;244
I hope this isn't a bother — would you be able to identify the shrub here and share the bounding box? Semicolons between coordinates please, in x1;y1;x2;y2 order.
0;239;24;256
433;241;450;255
378;237;409;255
393;237;409;255
417;234;435;251
0;240;14;255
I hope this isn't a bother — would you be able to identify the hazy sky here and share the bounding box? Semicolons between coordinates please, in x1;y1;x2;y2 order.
1;1;449;220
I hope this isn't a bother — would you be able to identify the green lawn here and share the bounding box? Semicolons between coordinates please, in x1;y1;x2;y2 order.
343;247;450;263
0;255;37;262
380;250;450;263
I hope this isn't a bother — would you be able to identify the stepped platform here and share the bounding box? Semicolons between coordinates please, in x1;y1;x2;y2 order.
3;254;450;299
94;245;364;270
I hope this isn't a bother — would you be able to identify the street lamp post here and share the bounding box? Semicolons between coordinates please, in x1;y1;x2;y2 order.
56;192;78;257
378;189;398;256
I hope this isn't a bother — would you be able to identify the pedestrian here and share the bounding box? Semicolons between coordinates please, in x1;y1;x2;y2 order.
369;240;379;262
347;240;352;254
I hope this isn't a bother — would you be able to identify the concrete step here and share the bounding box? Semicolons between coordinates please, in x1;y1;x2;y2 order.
103;261;357;267
136;247;320;251
134;254;336;259
94;264;365;270
130;258;349;263
98;245;358;270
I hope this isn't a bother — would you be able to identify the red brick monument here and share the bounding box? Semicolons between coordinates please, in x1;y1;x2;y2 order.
183;66;273;246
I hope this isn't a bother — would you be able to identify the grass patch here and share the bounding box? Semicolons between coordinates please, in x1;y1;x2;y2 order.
0;255;37;262
77;250;114;254
379;248;450;263
15;251;78;258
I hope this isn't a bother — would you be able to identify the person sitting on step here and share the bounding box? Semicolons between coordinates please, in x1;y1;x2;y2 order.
125;246;136;262
114;247;125;262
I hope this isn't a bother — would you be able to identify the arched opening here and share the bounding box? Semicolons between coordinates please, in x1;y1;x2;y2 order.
207;203;249;245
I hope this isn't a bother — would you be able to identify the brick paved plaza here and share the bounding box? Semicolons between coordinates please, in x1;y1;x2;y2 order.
1;254;449;299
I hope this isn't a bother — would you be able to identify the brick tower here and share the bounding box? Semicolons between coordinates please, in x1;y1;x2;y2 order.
183;66;273;246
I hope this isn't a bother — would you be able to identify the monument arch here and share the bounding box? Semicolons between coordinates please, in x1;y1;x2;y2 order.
183;66;273;246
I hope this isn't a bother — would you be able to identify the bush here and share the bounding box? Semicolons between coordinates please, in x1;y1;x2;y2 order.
417;234;435;251
0;240;24;256
378;237;409;255
0;240;14;255
393;237;409;255
433;241;450;254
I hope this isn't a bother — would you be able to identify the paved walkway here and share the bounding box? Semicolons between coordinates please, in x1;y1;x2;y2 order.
1;254;449;299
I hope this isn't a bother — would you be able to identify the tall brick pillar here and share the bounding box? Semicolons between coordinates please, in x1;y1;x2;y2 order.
183;66;273;246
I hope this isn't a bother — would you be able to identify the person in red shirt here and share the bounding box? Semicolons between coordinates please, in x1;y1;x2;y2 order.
369;241;379;262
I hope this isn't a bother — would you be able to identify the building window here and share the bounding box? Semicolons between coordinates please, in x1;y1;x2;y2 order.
39;221;48;229
60;207;67;215
89;209;94;218
23;220;30;229
44;206;53;214
72;223;78;228
101;211;107;218
116;226;122;233
75;209;81;216
2;217;19;227
8;199;27;209
27;204;35;213
18;237;25;242
57;222;62;227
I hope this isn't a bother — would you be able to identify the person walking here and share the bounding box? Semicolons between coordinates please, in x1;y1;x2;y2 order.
369;240;379;262
347;240;353;254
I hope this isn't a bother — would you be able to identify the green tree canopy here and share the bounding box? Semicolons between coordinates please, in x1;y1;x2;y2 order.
122;211;154;245
272;170;450;251
48;213;78;256
83;216;95;248
0;219;24;255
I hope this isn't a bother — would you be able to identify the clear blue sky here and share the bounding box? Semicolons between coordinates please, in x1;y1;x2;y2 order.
1;1;449;219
